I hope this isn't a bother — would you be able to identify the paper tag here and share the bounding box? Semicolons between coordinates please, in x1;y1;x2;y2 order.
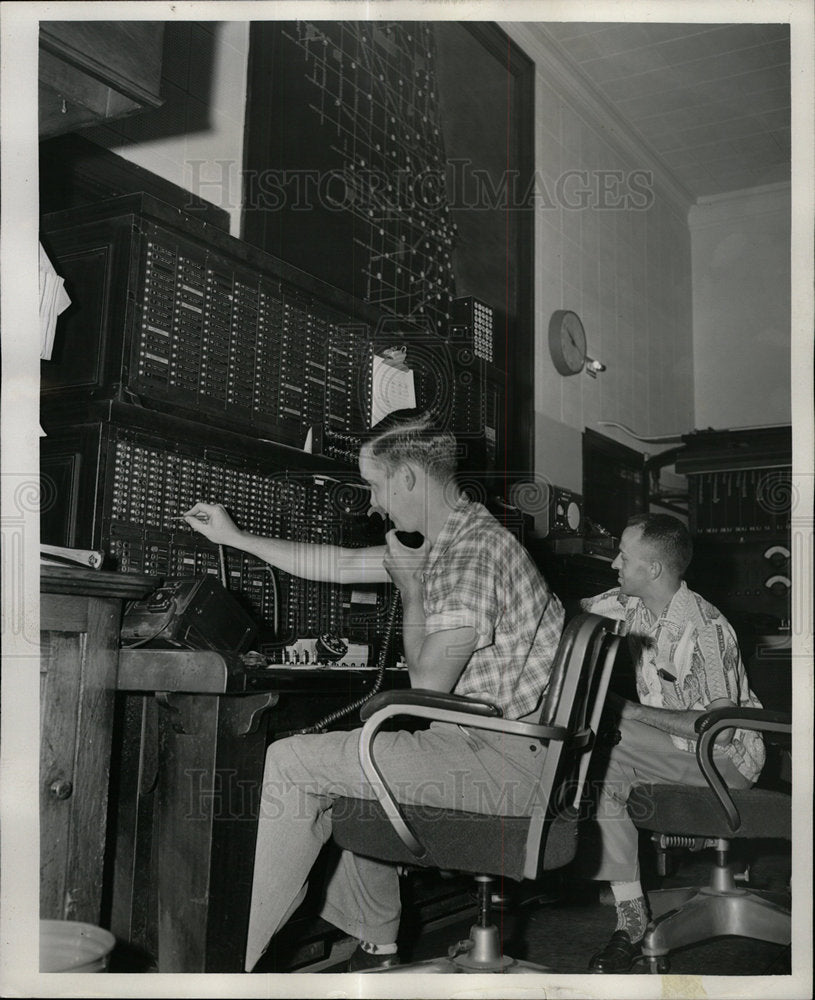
371;354;416;426
350;589;379;605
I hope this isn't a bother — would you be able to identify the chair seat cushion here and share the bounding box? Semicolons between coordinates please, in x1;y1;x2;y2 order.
627;783;791;840
331;797;577;881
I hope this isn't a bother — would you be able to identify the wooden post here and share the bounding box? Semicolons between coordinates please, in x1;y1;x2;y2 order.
154;692;277;972
39;567;156;925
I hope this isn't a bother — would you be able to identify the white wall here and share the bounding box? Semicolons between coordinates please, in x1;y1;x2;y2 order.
84;21;248;236
504;24;695;504
689;183;791;429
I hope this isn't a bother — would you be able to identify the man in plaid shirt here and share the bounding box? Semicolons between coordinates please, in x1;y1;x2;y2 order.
185;410;564;971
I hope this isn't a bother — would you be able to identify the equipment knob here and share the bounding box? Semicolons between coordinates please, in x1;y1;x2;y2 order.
49;779;73;800
763;544;790;568
764;574;791;596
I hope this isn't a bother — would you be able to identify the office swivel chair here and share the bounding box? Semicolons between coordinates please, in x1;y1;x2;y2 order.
627;707;792;973
330;612;626;974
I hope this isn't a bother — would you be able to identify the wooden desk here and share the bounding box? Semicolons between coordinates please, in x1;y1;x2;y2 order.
39;565;157;924
110;654;404;972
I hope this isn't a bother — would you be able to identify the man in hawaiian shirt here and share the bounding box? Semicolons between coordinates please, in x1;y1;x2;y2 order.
580;513;765;973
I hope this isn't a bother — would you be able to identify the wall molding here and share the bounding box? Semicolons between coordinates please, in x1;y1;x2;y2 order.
695;179;791;206
502;21;695;216
689;181;791;230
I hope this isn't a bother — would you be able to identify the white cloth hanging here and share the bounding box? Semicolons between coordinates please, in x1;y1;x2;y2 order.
39;241;71;360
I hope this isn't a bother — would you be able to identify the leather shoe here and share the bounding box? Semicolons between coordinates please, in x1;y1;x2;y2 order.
347;944;400;972
588;930;642;973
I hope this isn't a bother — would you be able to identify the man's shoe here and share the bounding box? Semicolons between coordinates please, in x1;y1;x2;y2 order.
588;930;642;973
347;944;400;972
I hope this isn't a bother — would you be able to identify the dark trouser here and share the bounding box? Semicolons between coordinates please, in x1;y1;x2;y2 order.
579;718;752;883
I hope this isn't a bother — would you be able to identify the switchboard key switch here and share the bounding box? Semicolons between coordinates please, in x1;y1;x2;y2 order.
144;286;175;309
141;340;172;360
175;319;203;339
229;381;256;396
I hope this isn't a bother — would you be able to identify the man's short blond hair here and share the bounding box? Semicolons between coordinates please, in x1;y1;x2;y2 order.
364;409;457;482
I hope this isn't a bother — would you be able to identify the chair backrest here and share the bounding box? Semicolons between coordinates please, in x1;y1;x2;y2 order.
521;612;625;879
330;612;625;883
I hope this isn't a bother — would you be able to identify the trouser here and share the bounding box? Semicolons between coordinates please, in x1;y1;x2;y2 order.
578;718;753;883
244;721;547;971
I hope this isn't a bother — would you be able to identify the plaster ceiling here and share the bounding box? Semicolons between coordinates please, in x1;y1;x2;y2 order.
541;21;791;199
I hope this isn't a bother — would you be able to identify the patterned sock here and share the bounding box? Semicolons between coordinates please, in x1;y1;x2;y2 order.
610;880;649;942
360;940;398;955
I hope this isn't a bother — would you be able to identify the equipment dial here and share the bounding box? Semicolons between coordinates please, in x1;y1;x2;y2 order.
764;574;791;596
763;544;790;568
315;634;349;662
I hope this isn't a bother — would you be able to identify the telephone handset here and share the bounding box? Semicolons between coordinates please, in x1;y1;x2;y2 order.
392;530;424;549
281;530;424;737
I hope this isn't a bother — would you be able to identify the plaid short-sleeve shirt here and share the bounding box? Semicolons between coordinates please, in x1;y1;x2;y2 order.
582;583;765;781
422;498;564;720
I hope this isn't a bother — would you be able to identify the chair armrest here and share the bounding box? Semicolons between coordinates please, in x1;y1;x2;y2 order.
356;691;575;860
695;708;791;832
361;690;572;742
360;687;503;722
695;706;791;735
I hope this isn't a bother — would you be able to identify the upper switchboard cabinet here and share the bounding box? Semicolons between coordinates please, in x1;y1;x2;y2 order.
39;21;165;138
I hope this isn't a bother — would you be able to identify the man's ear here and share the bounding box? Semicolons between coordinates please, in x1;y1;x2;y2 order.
401;463;417;491
650;558;663;580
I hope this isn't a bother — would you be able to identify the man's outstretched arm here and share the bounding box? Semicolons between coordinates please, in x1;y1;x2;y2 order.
182;501;389;584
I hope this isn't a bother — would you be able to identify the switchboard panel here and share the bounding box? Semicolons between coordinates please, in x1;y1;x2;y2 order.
452;296;495;364
41;409;395;656
689;468;791;539
40;195;511;663
680;426;792;640
41;195;375;446
41;195;507;470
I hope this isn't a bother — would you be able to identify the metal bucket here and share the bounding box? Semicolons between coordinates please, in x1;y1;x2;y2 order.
39;919;116;972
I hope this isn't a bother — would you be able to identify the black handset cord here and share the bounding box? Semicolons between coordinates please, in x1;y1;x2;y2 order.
282;590;401;737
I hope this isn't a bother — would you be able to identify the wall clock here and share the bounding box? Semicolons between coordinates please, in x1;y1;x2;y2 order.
548;309;586;376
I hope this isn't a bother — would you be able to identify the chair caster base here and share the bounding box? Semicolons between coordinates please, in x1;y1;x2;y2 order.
645;954;670;974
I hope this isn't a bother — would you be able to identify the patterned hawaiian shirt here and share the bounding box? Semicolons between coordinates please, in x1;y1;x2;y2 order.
422;498;564;720
581;582;765;781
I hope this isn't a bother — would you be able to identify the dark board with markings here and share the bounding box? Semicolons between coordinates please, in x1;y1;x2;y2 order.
243;20;535;470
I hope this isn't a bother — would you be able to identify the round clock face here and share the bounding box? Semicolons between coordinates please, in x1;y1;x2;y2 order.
548;309;586;376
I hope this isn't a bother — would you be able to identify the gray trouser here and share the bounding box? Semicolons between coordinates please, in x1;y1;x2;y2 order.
578;718;753;884
244;722;547;971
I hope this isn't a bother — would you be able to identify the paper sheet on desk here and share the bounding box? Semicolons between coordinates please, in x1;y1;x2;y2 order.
371;353;416;426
